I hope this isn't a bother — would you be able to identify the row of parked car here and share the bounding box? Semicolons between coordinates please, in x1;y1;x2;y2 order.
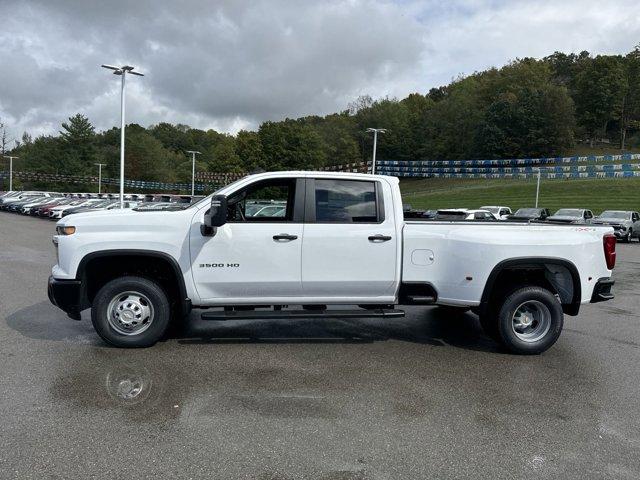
404;205;640;243
0;191;203;219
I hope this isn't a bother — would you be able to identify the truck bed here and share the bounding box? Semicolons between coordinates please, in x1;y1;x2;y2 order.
402;221;613;306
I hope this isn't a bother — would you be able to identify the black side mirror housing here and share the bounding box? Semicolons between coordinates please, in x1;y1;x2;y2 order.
202;195;228;235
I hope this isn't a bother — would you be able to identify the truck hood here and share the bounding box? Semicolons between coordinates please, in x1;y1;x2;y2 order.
547;215;582;222
56;206;193;227
593;219;629;226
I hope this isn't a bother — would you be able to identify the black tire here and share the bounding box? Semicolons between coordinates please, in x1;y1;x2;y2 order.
623;230;631;243
91;276;171;348
493;286;563;355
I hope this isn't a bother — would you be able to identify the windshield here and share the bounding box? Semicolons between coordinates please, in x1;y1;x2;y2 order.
188;176;250;209
514;208;540;216
480;206;500;214
554;209;582;216
598;211;629;219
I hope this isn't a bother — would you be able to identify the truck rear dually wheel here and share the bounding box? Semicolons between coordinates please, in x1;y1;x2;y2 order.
493;286;564;355
91;276;171;348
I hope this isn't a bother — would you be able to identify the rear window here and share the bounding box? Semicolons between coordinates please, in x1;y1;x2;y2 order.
435;211;467;220
555;209;582;216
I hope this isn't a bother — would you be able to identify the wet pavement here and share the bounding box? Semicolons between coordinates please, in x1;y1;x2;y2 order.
1;211;639;479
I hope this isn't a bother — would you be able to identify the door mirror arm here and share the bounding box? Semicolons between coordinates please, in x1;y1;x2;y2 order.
200;223;216;237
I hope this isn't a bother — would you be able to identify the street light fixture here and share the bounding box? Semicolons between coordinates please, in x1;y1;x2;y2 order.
186;150;201;196
95;163;106;194
366;128;386;174
101;64;144;208
3;155;19;191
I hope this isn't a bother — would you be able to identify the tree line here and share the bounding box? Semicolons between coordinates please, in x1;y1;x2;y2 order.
3;46;640;192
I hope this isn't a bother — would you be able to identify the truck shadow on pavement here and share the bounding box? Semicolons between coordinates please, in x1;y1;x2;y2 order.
176;306;501;353
5;301;100;344
6;301;501;353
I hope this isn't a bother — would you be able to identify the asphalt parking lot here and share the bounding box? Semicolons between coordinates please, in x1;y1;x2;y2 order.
1;211;639;479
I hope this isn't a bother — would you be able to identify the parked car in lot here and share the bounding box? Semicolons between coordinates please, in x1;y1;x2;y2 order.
20;197;62;215
507;208;551;221
49;199;106;219
48;171;616;355
592;210;640;243
6;196;48;212
0;191;59;207
134;201;191;212
435;209;498;220
1;191;200;218
547;208;594;224
1;193;45;210
480;206;512;220
61;200;140;217
34;198;75;217
404;208;437;219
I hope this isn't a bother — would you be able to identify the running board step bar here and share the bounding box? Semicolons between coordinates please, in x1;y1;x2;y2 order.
405;295;436;304
201;308;405;321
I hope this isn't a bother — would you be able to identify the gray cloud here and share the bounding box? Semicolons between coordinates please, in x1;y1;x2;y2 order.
0;0;425;137
0;0;638;141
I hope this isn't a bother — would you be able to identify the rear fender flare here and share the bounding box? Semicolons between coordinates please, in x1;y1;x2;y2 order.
479;257;581;316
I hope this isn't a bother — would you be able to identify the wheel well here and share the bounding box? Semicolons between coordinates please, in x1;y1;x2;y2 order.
79;252;188;315
481;260;581;316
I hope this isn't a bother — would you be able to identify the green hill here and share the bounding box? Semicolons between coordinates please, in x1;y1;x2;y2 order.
400;177;640;214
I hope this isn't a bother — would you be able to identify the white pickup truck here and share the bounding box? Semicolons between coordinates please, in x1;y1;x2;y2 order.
48;171;616;354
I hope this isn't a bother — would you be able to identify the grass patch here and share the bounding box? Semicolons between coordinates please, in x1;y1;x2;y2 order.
400;177;640;214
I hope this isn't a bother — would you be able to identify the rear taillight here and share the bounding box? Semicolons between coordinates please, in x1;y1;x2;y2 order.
603;234;616;270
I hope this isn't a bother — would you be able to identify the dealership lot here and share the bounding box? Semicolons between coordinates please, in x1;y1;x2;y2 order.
1;211;639;479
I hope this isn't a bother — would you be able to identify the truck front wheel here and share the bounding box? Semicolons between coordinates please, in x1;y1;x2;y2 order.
91;276;171;348
491;286;564;354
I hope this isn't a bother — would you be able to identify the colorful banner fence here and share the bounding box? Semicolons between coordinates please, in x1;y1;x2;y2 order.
377;169;640;179
376;153;640;168
376;163;640;178
3;154;640;190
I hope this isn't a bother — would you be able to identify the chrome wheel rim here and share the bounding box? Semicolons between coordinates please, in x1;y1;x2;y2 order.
107;291;154;336
511;300;551;343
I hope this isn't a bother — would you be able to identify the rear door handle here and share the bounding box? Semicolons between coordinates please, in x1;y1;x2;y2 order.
368;234;392;242
273;233;298;241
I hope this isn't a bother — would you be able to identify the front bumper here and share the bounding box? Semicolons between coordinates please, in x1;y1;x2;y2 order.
48;275;83;320
590;278;615;303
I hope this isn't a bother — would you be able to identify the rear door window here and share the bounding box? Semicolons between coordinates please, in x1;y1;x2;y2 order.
312;179;380;223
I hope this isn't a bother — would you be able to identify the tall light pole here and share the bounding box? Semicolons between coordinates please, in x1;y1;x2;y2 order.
366;128;386;174
101;64;144;208
535;167;542;208
186;150;201;196
95;163;106;194
3;155;18;191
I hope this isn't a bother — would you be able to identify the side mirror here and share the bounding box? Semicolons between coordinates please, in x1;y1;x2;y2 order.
202;195;227;236
206;195;228;227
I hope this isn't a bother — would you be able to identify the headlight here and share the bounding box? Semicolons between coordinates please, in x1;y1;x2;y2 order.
56;226;76;235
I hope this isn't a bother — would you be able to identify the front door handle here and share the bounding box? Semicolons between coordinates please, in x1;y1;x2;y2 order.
368;234;392;242
273;233;298;241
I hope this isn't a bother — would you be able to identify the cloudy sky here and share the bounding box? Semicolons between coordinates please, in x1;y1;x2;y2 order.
0;0;638;140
